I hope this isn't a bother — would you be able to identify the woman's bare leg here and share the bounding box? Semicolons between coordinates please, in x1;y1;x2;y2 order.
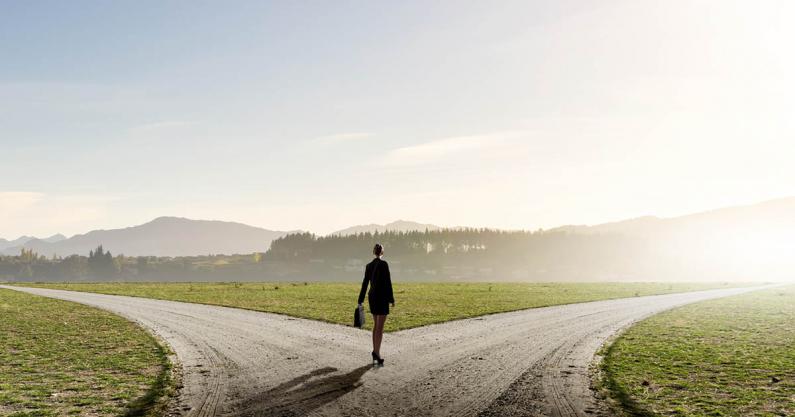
380;315;388;355
371;314;378;354
374;315;386;356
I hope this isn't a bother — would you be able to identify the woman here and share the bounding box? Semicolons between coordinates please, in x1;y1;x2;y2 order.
357;243;394;366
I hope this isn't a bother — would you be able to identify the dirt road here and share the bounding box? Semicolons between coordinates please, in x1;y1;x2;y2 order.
2;285;759;417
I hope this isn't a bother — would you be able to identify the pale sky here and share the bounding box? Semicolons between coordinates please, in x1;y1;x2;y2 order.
2;0;794;238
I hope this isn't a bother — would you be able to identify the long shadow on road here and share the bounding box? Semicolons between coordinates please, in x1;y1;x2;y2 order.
237;364;373;417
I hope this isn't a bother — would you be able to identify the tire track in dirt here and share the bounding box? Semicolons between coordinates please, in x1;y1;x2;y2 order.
2;285;765;417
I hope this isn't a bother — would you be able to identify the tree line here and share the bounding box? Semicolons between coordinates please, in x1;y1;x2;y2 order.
0;228;664;282
0;245;270;282
262;228;651;281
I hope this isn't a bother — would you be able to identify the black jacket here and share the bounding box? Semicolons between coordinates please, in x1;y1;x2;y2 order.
358;258;394;305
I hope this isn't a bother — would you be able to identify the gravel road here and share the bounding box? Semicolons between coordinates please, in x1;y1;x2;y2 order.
2;285;761;417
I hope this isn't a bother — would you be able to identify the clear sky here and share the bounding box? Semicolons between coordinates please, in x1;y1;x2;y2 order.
1;0;794;238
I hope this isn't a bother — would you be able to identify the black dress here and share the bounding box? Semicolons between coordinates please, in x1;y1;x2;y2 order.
358;257;394;315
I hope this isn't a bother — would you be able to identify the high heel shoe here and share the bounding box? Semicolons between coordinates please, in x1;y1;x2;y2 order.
371;351;385;366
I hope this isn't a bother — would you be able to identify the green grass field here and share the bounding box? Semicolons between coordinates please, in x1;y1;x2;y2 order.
0;288;171;417
17;282;739;332
602;286;795;417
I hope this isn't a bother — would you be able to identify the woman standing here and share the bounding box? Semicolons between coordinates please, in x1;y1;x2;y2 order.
357;243;394;366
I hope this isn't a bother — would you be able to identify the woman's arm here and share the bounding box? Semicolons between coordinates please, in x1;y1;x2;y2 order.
385;262;394;305
357;265;369;304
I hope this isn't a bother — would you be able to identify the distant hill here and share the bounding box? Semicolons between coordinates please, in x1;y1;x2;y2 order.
545;197;795;281
3;217;287;257
551;216;662;236
551;197;795;238
0;233;66;252
331;220;442;236
42;233;67;243
0;236;35;251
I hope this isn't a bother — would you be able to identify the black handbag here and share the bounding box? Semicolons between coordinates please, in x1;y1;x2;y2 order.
353;304;365;328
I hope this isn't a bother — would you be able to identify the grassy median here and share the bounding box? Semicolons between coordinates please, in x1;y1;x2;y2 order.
0;288;171;417
16;282;739;332
602;286;795;417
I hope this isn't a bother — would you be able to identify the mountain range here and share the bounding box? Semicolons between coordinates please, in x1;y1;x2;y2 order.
1;217;287;257
2;197;793;258
0;234;66;251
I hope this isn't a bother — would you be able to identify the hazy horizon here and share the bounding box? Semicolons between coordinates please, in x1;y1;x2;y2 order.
0;194;790;241
3;1;795;238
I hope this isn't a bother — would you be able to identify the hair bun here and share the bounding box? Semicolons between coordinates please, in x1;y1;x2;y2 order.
373;243;384;256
